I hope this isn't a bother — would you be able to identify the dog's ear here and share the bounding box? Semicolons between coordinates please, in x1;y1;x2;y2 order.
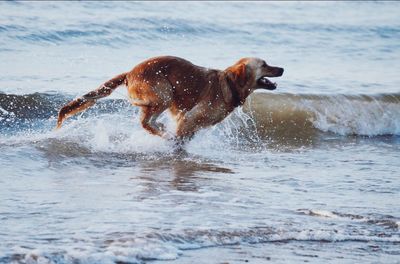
220;80;232;105
222;63;248;105
230;63;248;87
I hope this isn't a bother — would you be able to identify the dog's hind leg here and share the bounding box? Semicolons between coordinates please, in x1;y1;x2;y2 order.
149;112;166;132
139;106;168;138
130;98;151;107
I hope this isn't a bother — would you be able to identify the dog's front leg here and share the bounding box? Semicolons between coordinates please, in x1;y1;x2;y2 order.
175;103;210;142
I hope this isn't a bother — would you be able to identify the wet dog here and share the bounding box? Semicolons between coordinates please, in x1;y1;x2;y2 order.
56;56;283;144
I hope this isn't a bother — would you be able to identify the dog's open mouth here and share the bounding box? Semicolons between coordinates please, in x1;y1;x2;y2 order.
257;76;277;90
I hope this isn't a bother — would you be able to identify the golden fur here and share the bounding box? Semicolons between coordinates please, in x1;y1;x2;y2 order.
56;56;283;143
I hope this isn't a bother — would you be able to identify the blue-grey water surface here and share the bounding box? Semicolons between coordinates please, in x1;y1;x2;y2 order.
0;2;399;263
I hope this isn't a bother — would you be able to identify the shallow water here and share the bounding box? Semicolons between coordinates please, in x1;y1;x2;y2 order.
1;1;400;263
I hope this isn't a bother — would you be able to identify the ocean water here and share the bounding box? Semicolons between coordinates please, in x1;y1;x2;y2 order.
0;1;399;263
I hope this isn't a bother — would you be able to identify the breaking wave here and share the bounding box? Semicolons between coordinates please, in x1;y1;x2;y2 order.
243;92;400;137
1;92;399;137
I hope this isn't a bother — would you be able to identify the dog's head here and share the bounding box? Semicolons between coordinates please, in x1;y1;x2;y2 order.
225;58;284;99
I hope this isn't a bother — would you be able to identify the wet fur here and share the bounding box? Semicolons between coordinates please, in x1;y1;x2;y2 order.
56;56;283;143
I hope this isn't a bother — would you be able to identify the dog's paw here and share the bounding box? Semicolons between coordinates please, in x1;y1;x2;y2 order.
161;131;175;141
154;122;166;131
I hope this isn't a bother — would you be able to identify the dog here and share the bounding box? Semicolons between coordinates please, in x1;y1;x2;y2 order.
56;56;283;143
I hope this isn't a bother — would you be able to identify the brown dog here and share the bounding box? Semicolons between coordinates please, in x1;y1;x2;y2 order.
56;56;283;143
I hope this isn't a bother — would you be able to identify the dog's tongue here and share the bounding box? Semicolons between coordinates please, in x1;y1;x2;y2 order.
258;77;277;88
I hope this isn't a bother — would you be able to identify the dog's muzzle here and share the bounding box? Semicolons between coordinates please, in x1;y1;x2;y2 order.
257;67;284;90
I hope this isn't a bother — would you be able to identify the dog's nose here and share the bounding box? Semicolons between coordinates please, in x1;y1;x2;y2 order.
277;67;284;76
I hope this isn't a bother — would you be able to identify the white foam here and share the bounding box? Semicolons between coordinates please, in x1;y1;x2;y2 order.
301;95;400;136
309;209;338;218
7;228;399;264
50;113;175;154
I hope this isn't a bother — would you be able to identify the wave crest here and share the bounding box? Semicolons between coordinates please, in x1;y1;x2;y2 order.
243;92;400;138
1;92;399;146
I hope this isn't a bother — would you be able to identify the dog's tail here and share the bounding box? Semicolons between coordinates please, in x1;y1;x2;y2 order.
56;72;127;129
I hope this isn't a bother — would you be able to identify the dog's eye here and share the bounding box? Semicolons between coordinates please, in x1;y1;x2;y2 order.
262;62;267;67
